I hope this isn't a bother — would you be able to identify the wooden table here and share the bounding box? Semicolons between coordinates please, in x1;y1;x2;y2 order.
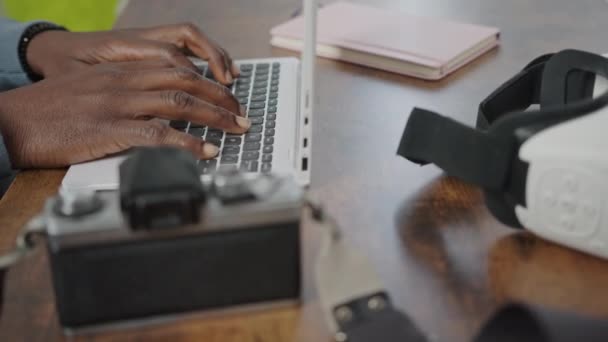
2;0;608;341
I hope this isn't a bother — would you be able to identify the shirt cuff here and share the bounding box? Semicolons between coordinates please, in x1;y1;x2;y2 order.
0;19;48;91
0;132;15;195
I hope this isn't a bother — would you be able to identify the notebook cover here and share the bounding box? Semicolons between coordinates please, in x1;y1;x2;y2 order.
270;1;500;70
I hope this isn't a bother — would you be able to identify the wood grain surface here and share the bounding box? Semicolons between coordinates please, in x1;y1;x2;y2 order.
2;0;608;341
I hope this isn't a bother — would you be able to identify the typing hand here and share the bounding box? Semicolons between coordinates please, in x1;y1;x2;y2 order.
0;61;250;168
25;23;240;85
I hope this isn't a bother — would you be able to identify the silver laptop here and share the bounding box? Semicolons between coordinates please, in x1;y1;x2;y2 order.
62;0;317;191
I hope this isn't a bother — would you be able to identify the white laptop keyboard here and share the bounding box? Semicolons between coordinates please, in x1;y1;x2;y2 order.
170;62;281;175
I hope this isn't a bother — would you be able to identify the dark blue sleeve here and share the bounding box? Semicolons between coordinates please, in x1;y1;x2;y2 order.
0;18;45;91
0;133;15;194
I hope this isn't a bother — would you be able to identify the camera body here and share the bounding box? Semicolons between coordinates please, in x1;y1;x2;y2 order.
41;148;303;329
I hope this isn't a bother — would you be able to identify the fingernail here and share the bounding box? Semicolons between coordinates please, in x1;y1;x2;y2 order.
232;63;241;76
203;143;219;157
236;116;251;129
240;105;247;116
224;70;233;83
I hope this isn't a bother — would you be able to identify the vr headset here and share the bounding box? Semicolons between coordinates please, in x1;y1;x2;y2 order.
397;49;608;259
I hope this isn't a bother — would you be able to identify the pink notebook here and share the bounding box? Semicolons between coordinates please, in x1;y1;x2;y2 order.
270;2;500;80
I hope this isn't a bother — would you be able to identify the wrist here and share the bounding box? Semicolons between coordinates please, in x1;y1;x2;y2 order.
19;23;68;81
26;30;70;78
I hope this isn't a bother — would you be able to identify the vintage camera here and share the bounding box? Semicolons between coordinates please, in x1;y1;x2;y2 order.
40;148;303;329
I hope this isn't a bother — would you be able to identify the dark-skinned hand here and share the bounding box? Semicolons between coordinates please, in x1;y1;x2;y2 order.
0;60;250;168
26;23;239;84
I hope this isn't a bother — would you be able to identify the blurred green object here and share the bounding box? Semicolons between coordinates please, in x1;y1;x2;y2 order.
2;0;120;31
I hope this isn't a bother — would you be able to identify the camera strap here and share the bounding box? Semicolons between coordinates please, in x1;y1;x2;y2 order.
306;200;428;342
0;216;46;319
307;201;608;342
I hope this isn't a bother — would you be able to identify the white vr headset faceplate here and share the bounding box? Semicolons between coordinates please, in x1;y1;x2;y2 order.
515;75;608;258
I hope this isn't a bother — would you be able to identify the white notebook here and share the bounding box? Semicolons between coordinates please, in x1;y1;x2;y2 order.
271;2;500;80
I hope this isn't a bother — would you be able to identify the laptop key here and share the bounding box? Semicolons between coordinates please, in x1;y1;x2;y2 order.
221;155;238;164
219;164;238;172
261;163;272;173
262;154;272;163
207;139;222;147
270;86;279;92
224;137;242;145
256;63;270;69
247;161;259;172
268;106;277;113
243;142;261;151
265;120;276;128
190;122;206;128
238;97;249;105
248;109;265;117
268;99;278;106
271;74;280;80
198;159;218;174
269;93;278;99
245;133;262;142
240;64;253;71
249;102;266;109
271;80;279;86
242;151;260;160
237;84;250;90
222;146;240;155
267;114;276;120
207;131;224;140
251;94;266;102
188;127;206;137
252;88;266;95
265;129;275;137
263;145;274;154
248;124;263;133
241;160;259;172
264;137;274;145
250;116;264;124
236;77;251;84
255;75;269;82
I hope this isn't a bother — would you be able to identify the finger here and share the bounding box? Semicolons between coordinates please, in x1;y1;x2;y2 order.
146;41;200;73
123;67;245;116
100;58;176;71
135;23;234;85
218;46;240;78
118;120;220;159
114;38;200;73
231;62;240;77
127;90;251;133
